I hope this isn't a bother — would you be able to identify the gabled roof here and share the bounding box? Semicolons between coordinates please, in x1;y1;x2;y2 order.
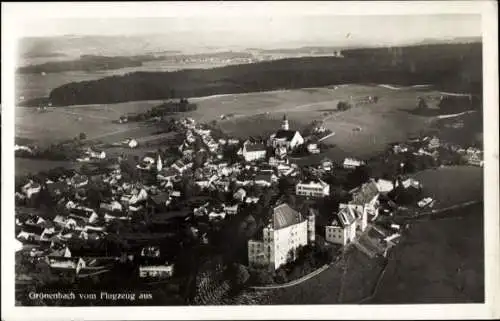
350;180;379;205
274;130;297;141
244;143;266;152
335;206;358;228
272;203;304;230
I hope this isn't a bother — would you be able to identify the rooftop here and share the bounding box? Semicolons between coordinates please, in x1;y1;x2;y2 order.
350;180;380;205
272;203;304;230
274;129;297;141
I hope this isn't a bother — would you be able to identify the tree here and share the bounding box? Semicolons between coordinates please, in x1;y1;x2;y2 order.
79;132;87;140
232;264;250;287
337;101;352;111
275;268;288;284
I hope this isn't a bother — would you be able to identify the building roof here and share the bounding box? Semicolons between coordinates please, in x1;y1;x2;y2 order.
244;143;266;152
274;130;297;141
335;206;358;228
350;180;380;205
272;203;304;230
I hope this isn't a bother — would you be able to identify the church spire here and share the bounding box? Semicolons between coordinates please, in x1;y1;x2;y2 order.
281;114;289;130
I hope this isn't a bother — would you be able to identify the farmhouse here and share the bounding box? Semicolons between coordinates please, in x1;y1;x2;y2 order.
248;203;314;270
269;115;304;151
295;180;330;198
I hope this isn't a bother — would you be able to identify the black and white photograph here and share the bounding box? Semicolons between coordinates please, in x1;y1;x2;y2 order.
2;1;499;320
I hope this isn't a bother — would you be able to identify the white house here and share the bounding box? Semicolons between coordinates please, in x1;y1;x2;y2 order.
21;180;41;199
240;141;267;162
233;188;247;202
307;143;320;154
343;158;365;169
375;179;394;193
248;203;313;270
269;115;304;151
139;264;174;279
295;180;330;198
224;204;239;215
325;205;360;246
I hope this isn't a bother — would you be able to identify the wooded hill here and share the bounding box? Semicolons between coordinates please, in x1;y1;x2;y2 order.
25;43;482;107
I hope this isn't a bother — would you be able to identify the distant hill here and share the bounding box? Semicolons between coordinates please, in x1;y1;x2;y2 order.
21;42;482;107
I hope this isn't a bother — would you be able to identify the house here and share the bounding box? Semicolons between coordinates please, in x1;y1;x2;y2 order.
307;143;320;154
100;200;123;212
321;158;334;171
395;177;422;190
126;138;138;148
240;141;267;162
392;144;409;154
427;136;441;150
71;175;89;188
465;147;484;167
140;246;161;258
208;211;226;221
325;205;359;245
224;204;239;215
46;256;85;271
254;171;277;187
248;203;312;270
21;180;41;199
15;144;34;154
245;196;260;204
227;138;240;145
295;180;330;198
349;180;380;226
375;179;394;193
343;158;365;169
172;160;191;173
104;212;130;223
69;206;99;224
139;263;174;279
86;148;106;160
233;188;247;202
269;115;304;151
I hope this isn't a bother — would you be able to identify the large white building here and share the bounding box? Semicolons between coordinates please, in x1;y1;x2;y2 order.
248;203;315;270
239;141;267;162
269;115;304;151
295;180;330;198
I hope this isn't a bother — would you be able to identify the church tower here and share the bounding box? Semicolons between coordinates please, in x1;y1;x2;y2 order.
281;114;289;130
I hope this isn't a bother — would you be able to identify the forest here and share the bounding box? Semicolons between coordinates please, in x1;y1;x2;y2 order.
21;42;482;107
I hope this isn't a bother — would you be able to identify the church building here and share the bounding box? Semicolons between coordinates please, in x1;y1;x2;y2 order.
268;115;304;153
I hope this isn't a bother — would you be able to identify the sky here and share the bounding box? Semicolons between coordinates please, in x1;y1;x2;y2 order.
18;14;481;49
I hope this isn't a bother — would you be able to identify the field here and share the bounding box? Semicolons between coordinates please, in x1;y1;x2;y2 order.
16;84;479;174
411;166;484;209
369;202;484;303
15;158;75;177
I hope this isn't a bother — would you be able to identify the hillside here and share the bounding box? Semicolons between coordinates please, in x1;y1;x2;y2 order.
23;43;481;107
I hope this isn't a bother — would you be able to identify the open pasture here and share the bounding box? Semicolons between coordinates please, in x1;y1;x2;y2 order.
411;166;483;209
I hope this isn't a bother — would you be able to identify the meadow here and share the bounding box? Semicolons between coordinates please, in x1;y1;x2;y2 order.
411;166;484;209
15;83;480;175
369;202;484;304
